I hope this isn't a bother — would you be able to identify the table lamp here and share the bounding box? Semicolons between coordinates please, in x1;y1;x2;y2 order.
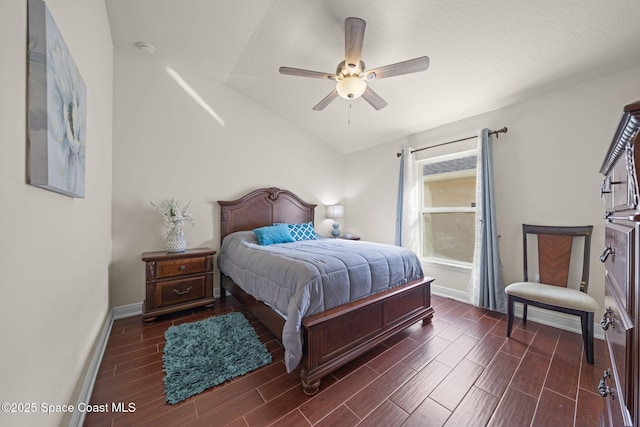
325;205;344;238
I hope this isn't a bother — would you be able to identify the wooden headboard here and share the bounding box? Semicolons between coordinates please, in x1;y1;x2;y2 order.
218;187;317;242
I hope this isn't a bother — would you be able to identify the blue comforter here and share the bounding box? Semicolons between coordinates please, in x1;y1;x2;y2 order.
218;231;424;372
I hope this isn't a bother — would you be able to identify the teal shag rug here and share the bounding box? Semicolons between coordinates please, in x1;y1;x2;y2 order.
162;311;272;404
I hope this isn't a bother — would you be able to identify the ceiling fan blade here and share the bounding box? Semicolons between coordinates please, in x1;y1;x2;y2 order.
312;89;339;111
279;66;336;80
344;17;366;69
365;56;430;80
361;86;387;110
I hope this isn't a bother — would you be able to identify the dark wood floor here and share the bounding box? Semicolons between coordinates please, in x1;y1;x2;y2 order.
84;294;606;427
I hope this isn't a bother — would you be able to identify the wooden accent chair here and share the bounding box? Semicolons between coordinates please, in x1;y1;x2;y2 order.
505;224;598;364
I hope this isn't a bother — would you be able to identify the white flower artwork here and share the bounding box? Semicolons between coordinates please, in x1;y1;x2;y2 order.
28;0;87;198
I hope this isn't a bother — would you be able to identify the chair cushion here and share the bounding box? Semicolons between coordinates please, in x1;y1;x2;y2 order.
504;282;599;312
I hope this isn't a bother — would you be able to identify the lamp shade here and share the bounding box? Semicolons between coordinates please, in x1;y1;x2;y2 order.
336;76;366;99
325;205;344;219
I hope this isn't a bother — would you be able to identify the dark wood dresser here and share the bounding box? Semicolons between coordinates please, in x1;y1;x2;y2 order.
599;100;640;426
141;248;216;323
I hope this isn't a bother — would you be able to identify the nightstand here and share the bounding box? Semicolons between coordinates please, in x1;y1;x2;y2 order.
141;248;216;324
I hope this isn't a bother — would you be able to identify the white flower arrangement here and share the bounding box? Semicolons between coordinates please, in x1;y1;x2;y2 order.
150;198;196;235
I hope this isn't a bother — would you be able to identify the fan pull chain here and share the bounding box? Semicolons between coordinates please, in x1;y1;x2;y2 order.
348;101;352;125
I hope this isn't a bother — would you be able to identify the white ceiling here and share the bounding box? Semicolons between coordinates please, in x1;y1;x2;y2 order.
106;0;640;154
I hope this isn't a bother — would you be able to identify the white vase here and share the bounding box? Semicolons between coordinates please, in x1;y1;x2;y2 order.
165;219;187;253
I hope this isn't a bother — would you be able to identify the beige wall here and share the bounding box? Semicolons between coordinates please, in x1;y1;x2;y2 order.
345;65;640;319
0;0;113;426
110;48;345;307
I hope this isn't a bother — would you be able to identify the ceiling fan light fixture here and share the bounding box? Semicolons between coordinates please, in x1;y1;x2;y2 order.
278;17;429;110
336;76;366;99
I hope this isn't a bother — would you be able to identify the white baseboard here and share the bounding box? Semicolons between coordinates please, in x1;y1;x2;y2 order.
431;284;604;340
511;304;604;340
431;284;471;304
69;310;114;427
113;302;143;319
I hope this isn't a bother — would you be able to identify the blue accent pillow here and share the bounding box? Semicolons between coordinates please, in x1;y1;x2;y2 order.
252;224;295;246
287;222;318;241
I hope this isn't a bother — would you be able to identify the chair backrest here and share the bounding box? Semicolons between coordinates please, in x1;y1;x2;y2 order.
522;224;593;292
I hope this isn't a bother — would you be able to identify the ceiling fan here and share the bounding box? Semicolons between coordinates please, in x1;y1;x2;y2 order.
279;17;429;111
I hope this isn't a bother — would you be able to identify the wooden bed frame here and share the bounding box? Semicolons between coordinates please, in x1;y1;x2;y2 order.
218;187;434;395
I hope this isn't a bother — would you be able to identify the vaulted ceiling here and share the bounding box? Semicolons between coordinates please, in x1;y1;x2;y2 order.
106;0;640;154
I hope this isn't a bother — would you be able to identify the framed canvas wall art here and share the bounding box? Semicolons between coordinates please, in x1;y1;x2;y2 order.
27;0;87;198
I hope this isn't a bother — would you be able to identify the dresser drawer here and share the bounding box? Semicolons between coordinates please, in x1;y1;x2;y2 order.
603;134;640;213
602;334;633;427
155;277;206;308
156;256;206;279
602;276;634;415
603;223;634;309
612;156;632;211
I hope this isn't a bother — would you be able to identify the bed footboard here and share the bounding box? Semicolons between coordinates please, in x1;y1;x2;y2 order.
300;277;434;395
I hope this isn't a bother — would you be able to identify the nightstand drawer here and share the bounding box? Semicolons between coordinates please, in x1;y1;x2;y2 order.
141;248;216;323
156;277;206;308
156;257;206;279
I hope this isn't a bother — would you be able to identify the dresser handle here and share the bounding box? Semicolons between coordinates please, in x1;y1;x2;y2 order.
600;307;615;330
173;287;192;295
598;369;615;399
601;179;623;196
599;245;614;263
179;265;187;270
604;212;640;222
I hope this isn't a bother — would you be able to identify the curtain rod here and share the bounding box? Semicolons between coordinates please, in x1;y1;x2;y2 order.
396;127;508;157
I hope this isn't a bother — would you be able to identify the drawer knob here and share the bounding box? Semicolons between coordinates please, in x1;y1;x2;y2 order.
599;245;614;263
179;265;187;270
173;286;192;296
598;369;615;399
600;307;615;331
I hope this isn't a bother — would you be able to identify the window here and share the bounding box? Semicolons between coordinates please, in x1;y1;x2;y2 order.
421;151;477;267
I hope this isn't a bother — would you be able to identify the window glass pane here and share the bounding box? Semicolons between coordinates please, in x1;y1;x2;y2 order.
423;175;476;208
423;156;476;176
423;212;475;263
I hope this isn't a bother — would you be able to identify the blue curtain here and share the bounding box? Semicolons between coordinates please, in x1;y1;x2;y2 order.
471;129;506;312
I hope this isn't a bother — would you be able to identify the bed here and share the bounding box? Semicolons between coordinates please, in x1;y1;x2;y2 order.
217;187;434;395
